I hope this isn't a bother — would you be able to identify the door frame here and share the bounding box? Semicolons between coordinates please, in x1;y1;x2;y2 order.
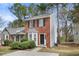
39;33;46;47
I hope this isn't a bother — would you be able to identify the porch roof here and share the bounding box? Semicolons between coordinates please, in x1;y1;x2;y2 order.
4;27;25;35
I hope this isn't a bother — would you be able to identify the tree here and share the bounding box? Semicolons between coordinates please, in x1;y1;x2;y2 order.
71;4;79;23
29;3;54;15
36;4;48;14
50;3;67;44
28;4;38;16
8;19;25;28
9;3;27;27
9;3;27;20
59;4;74;42
60;7;68;42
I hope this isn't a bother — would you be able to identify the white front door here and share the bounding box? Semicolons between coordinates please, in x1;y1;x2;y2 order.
28;33;38;46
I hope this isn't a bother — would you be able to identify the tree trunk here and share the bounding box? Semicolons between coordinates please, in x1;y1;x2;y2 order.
57;4;60;45
65;20;68;42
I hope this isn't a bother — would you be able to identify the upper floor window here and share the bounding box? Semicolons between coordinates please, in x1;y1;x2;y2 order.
28;20;35;28
39;19;45;27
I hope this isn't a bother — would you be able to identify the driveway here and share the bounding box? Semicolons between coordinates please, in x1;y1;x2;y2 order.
3;48;59;56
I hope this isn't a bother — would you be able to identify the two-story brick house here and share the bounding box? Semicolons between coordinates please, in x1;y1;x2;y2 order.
25;14;57;48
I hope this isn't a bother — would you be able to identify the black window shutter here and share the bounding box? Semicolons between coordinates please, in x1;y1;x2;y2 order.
37;20;39;27
28;21;29;28
43;19;45;26
33;20;35;27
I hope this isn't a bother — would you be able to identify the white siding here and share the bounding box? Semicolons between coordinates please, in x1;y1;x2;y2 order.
50;14;57;47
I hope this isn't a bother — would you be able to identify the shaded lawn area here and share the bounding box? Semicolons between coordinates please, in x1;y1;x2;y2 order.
0;46;15;55
39;45;79;56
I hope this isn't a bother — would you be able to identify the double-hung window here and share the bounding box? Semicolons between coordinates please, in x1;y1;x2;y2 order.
39;19;45;27
28;20;35;28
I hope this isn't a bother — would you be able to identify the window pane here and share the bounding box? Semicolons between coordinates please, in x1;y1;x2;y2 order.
39;19;43;27
34;34;36;41
29;34;32;40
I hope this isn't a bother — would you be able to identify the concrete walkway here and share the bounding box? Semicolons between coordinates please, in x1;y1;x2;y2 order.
3;48;59;56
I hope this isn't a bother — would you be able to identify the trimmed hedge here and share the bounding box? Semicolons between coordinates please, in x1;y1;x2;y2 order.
10;40;36;50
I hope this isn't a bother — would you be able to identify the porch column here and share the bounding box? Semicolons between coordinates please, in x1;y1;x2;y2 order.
5;35;6;40
19;35;21;42
14;36;16;41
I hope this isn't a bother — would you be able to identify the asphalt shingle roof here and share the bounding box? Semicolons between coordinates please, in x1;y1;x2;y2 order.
6;27;25;34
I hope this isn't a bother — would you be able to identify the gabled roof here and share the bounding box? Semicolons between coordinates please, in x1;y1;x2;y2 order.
25;14;50;21
3;27;25;35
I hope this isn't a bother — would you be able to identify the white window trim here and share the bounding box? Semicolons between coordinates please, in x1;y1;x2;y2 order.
5;35;9;40
28;33;38;46
39;19;44;27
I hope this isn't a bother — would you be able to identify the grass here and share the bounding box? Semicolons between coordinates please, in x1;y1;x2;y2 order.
0;46;15;55
39;45;79;56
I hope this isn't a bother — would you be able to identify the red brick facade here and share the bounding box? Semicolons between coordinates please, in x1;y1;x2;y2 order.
25;17;50;48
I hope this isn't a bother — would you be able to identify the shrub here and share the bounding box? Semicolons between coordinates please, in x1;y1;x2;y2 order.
10;40;36;50
19;40;36;49
21;38;28;42
28;40;36;48
3;40;12;46
10;41;20;49
19;41;29;50
60;36;65;43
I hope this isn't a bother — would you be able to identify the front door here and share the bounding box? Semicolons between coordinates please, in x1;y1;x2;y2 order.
40;34;45;45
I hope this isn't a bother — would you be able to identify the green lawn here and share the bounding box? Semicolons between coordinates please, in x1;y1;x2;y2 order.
0;46;15;55
39;45;79;56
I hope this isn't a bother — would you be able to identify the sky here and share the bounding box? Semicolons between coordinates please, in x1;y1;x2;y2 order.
0;3;16;30
0;3;73;31
0;3;30;30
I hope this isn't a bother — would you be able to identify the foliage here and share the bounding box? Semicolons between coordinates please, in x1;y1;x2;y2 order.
21;38;28;42
10;41;20;49
60;36;65;43
19;41;30;49
28;40;36;48
9;3;26;27
20;40;36;49
9;3;27;20
3;40;12;46
10;40;36;50
8;19;25;28
71;4;79;24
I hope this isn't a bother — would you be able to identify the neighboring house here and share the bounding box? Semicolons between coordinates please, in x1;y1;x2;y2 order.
25;14;57;48
2;27;25;43
0;31;2;45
